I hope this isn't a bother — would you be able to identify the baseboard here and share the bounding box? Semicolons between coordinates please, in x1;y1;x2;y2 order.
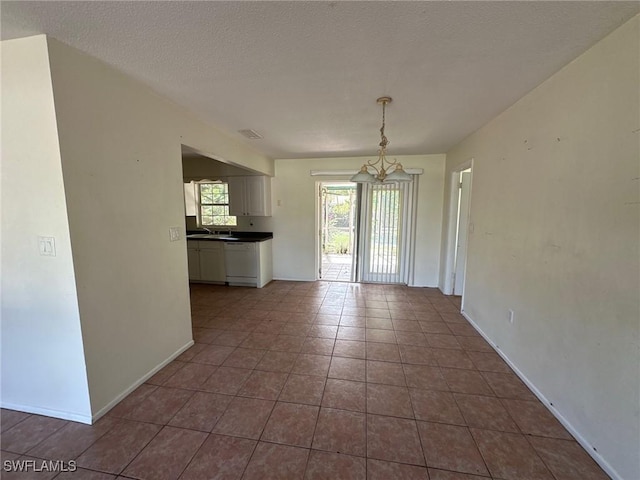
90;339;195;423
271;277;441;288
0;401;93;424
272;276;315;282
460;309;622;480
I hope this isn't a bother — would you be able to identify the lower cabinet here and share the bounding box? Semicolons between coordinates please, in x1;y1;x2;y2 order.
199;242;226;282
187;240;225;283
187;242;201;280
187;239;273;287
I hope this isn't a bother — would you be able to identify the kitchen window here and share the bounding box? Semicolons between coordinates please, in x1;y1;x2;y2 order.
198;182;237;227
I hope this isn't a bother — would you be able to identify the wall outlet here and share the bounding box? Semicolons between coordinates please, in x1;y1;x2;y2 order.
508;309;515;324
169;227;181;242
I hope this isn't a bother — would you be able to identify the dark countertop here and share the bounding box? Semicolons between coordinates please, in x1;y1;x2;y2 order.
186;231;273;242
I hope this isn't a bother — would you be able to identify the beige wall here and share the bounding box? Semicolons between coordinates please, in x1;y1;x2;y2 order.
272;155;445;285
1;36;92;421
443;16;639;480
2;36;274;419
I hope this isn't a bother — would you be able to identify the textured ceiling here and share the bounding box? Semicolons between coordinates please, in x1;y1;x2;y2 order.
2;1;638;159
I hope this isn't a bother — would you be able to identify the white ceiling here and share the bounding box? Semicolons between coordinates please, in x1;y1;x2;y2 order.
2;1;638;159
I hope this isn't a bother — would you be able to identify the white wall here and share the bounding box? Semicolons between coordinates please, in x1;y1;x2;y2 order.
443;16;639;480
272;155;445;285
2;35;274;420
1;36;92;422
46;37;274;417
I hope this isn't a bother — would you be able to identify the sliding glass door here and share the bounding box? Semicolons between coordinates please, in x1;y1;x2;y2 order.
358;180;416;284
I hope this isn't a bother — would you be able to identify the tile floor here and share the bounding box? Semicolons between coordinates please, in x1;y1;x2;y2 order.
1;281;609;479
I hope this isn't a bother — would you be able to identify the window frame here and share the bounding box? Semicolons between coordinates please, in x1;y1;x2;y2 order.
196;181;237;228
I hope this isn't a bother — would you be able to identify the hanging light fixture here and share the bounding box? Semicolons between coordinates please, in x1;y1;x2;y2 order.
351;97;412;184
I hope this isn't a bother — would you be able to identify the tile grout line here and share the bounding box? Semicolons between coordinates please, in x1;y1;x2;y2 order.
2;283;600;478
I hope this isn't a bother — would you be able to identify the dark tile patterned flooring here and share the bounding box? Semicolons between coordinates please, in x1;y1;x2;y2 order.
1;281;609;479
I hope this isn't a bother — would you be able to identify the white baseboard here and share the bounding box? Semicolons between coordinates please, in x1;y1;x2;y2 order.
90;340;195;423
0;401;93;425
460;309;622;480
272;276;314;282
271;277;441;288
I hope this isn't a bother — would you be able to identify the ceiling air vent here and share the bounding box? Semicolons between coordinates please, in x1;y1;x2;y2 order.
238;129;263;139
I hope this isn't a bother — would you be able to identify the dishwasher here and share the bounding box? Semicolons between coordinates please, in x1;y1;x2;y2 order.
224;242;257;286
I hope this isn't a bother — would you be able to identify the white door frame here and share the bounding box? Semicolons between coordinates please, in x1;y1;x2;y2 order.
442;159;474;297
454;171;472;296
315;181;323;280
315;180;357;281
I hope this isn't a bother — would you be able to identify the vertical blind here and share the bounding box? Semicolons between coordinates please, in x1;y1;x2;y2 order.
358;178;417;284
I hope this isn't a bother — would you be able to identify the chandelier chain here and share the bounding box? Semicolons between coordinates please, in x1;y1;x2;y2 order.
379;100;388;149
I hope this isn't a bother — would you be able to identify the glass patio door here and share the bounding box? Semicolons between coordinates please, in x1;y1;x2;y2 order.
358;180;415;284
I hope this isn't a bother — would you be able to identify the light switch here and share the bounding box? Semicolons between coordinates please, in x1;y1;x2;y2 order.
38;236;56;256
169;227;181;242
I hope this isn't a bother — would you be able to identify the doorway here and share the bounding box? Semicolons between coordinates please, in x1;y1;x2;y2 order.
318;183;357;282
453;168;472;296
316;177;417;285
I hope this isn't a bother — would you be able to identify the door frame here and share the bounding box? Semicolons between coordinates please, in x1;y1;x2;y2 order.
315;181;323;280
453;170;472;296
442;159;474;300
315;180;358;281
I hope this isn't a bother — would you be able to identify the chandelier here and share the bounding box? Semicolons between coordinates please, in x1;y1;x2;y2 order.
350;97;412;183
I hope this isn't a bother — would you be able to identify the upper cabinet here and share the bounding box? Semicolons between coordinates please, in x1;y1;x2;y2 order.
228;176;272;216
183;182;198;216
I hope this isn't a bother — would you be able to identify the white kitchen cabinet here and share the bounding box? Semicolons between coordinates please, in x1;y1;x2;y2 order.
183;182;198;216
187;242;201;280
199;241;226;283
228;176;272;216
187;240;226;283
